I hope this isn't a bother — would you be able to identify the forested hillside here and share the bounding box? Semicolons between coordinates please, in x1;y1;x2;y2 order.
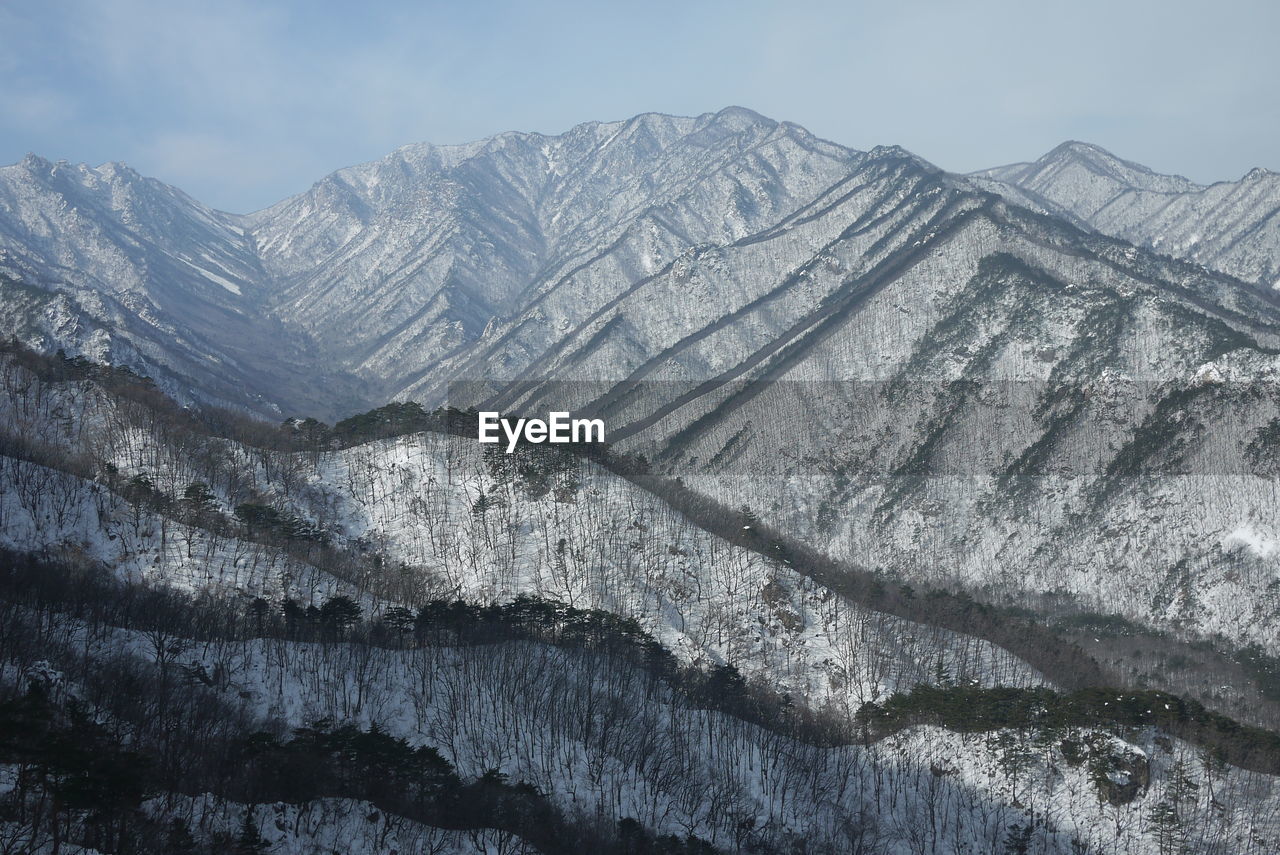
3;343;1280;853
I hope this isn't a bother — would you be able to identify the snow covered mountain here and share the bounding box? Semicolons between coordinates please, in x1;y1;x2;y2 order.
974;141;1280;288
248;108;863;402
2;112;1278;654
3;111;1280;851
436;140;1280;658
0;155;365;415
3;111;1280;655
1;108;867;416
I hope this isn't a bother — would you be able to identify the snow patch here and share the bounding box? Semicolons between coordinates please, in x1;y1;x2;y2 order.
1224;524;1279;558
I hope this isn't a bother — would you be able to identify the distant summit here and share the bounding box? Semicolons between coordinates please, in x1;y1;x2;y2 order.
974;141;1280;286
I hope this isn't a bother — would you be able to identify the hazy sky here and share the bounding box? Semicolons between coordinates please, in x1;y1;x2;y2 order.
2;0;1276;213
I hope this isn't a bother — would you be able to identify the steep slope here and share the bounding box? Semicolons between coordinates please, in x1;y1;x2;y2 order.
0;346;1040;715
975;142;1280;288
248;107;862;401
3;113;1279;671
444;161;1280;655
0;156;363;415
0;109;869;416
414;143;944;403
0;342;1120;854
16;586;1280;854
5;165;1280;849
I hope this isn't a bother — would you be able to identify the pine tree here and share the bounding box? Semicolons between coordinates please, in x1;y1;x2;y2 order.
1147;799;1181;855
383;606;415;636
235;808;268;854
167;818;199;854
1003;822;1032;855
319;595;362;637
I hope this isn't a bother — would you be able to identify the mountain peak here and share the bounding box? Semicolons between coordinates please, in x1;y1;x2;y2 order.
867;143;926;163
1043;139;1115;160
706;105;772;126
94;160;142;181
19;152;50;171
974;138;1280;287
10;154;154;194
1034;140;1201;194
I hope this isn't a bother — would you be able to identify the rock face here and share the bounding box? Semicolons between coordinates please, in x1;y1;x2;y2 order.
1061;734;1151;805
974;141;1280;289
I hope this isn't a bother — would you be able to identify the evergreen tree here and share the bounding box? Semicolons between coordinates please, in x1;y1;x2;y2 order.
383;606;416;635
319;595;362;637
1003;822;1033;855
167;818;199;854
235;807;268;854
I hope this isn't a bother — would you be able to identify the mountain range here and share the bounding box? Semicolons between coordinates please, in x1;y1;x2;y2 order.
974;141;1280;288
8;108;1276;419
4;108;1280;853
6;107;1279;647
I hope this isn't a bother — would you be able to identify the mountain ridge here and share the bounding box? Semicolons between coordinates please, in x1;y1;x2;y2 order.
1;108;878;415
5;113;1274;419
975;140;1280;288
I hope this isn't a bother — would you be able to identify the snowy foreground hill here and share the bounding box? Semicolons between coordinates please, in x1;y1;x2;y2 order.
3;340;1280;853
2;109;1280;851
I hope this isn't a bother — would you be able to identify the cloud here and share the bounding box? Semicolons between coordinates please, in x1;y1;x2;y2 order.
137;131;304;212
0;87;77;133
1;0;1276;210
15;0;486;208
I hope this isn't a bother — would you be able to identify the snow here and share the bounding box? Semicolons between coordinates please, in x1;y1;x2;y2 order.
1224;524;1280;558
181;255;243;295
291;432;1043;707
12;606;1280;855
980;141;1280;288
4;116;1280;850
0;354;1042;713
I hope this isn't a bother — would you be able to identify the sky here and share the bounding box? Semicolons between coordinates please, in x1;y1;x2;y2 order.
1;0;1276;213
